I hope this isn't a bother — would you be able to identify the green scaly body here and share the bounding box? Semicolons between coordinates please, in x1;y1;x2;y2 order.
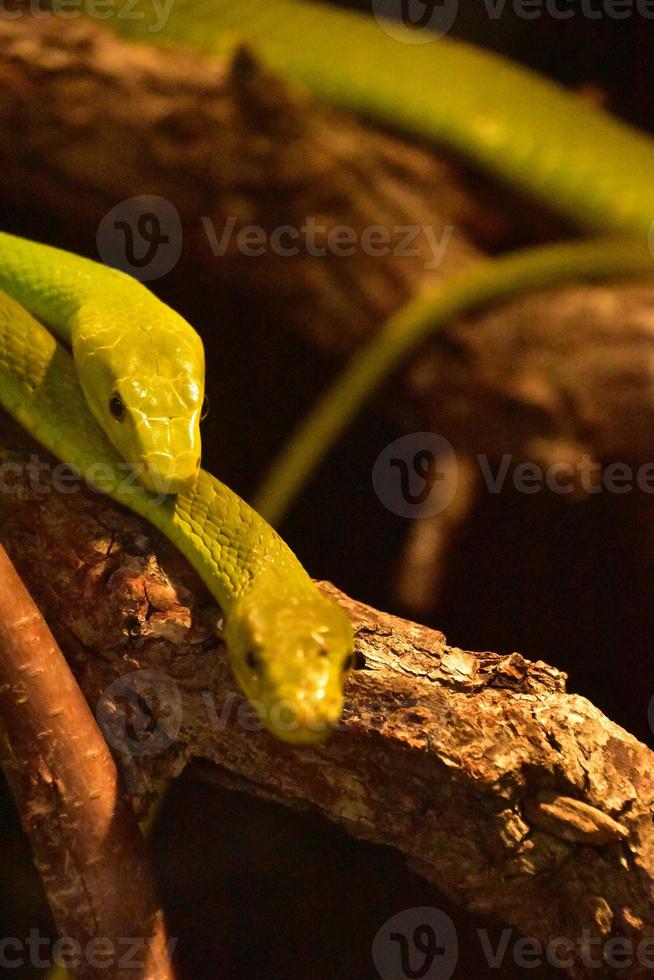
0;236;354;745
111;0;654;236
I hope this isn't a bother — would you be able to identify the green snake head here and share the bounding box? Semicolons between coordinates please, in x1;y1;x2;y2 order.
72;300;205;495
225;577;356;744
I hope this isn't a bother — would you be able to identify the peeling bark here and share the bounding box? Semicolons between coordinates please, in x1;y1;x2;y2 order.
0;428;652;980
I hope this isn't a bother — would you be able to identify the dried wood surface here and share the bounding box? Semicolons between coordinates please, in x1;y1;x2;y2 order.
0;426;652;979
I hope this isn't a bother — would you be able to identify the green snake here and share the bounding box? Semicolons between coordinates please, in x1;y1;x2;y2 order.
0;231;355;745
2;0;654;744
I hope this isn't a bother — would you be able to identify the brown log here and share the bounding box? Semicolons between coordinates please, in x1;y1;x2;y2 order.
0;14;480;341
0;16;651;472
0;538;176;979
0;424;653;980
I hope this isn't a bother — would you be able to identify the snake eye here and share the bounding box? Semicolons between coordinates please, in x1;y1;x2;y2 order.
245;650;261;673
109;393;126;421
200;394;210;421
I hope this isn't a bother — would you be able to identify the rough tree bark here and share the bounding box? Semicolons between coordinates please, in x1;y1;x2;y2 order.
0;422;653;980
0;541;176;980
0;15;480;334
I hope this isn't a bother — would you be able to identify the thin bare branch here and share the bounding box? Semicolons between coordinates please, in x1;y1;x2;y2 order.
0;540;176;980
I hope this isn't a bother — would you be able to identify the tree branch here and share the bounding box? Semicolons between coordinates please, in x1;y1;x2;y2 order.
0;15;480;335
0;426;652;979
0;536;176;979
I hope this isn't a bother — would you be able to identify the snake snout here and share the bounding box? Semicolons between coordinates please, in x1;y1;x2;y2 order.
140;449;200;495
263;689;344;745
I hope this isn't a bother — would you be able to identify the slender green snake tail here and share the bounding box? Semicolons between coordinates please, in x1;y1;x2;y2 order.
100;0;654;519
253;240;654;525
109;0;654;237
